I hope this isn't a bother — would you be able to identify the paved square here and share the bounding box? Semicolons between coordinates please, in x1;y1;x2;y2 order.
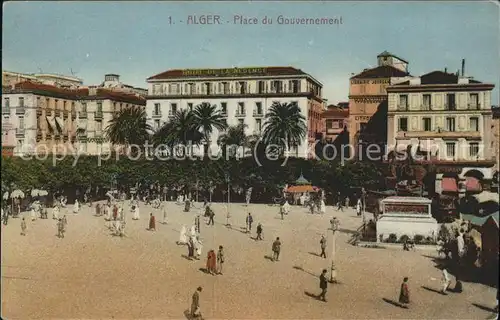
1;202;497;319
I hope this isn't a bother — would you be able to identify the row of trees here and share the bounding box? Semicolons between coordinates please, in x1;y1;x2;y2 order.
1;156;385;203
106;101;308;158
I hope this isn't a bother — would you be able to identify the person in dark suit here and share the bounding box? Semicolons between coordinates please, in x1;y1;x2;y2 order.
318;269;328;302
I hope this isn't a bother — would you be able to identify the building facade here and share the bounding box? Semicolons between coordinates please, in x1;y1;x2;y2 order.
387;70;496;192
146;67;324;158
321;104;349;142
348;51;412;158
491;107;500;174
2;70;83;89
1;82;146;156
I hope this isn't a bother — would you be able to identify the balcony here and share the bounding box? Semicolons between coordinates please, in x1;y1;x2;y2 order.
420;104;431;111
94;111;103;119
468;103;480;110
54;110;61;117
395;130;481;140
16;129;25;137
253;109;264;117
220;110;228;117
36;108;43;116
444;104;456;111
71;110;77;119
152;111;162;118
2;107;10;115
16;107;25;115
79;111;87;118
397;104;408;111
168;111;176;118
235;110;246;118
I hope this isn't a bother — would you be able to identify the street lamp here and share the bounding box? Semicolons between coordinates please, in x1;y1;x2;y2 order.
224;173;231;226
329;217;340;283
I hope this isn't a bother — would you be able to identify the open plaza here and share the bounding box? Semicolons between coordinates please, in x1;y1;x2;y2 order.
1;201;497;319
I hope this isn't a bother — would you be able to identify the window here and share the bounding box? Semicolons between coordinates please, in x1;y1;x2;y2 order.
4;98;10;108
71;101;75;110
63;101;67;110
153;84;161;95
222;82;230;94
255;102;262;115
423;94;431;110
258;81;265;94
398;117;408;131
19;97;24;108
37;97;41;108
238;119;244;126
239;82;247;94
469;142;479;157
423;117;432;131
446;142;456;158
255;119;262;132
205;83;212;95
171;83;179;94
359;103;366;114
188;103;193;112
81;103;87;112
186;83;195;95
154;119;160;129
80;142;87;153
96;120;102;133
289;80;300;93
170;103;177;114
238;102;245;115
18;116;24;130
446;117;455;131
469;93;479;109
446;94;456;110
272;81;282;93
97;102;103;112
154;103;160;115
220;102;227;114
399;95;408;110
469;117;479;131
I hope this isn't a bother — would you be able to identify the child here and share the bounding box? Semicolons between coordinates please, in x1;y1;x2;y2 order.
20;217;27;236
399;277;410;308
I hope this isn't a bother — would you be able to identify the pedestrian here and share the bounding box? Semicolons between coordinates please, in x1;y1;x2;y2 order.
246;212;253;233
20;217;27;236
398;277;410;308
190;286;203;320
256;223;263;240
188;236;195;258
356;198;362;216
162;202;168;224
441;269;451;294
318;269;328;302
208;208;215;226
337;193;343;212
148;213;156;231
272;237;281;261
206;249;216;275
320;235;327;258
57;218;65;238
216;245;224;275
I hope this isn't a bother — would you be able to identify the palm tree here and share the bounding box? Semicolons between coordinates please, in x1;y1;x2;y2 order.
192;102;228;158
105;107;152;154
218;123;251;159
154;109;202;157
262;102;307;157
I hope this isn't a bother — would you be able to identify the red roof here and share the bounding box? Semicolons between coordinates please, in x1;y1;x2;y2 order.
8;81;145;105
148;66;306;80
351;65;410;79
465;177;482;193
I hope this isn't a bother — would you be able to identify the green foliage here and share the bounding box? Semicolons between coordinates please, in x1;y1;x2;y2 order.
387;233;398;243
399;234;410;243
413;234;425;244
1;156;385;202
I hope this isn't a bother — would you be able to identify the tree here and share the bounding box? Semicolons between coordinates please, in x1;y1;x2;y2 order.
155;109;202;157
262;102;307;157
105;107;152;153
192;102;228;158
217;123;250;159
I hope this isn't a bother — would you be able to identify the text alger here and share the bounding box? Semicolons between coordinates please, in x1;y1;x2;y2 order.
187;15;222;25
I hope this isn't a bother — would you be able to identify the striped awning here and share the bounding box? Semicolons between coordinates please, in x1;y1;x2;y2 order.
465;177;482;192
46;116;56;131
441;177;458;193
54;117;64;132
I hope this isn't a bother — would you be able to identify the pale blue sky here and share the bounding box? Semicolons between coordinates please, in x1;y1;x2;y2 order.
3;1;499;104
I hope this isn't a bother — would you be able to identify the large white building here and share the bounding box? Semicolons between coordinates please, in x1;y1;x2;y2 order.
146;67;325;158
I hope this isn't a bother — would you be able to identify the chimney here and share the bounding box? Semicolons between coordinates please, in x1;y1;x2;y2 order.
461;59;465;76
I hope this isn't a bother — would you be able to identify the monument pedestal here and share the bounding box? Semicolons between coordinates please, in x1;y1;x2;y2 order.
376;196;438;242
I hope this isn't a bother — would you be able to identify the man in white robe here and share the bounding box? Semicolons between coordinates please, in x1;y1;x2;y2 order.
132;205;140;220
320;198;326;214
190;224;197;238
283;201;290;215
73;200;79;213
194;236;203;260
178;225;188;245
162;202;167;224
52;205;60;220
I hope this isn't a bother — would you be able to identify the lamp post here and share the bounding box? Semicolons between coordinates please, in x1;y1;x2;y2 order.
225;173;230;226
329;217;339;283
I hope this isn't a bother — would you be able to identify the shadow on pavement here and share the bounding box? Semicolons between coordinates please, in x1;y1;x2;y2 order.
471;303;496;313
293;265;317;277
304;291;320;300
421;285;446;295
382;298;403;308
